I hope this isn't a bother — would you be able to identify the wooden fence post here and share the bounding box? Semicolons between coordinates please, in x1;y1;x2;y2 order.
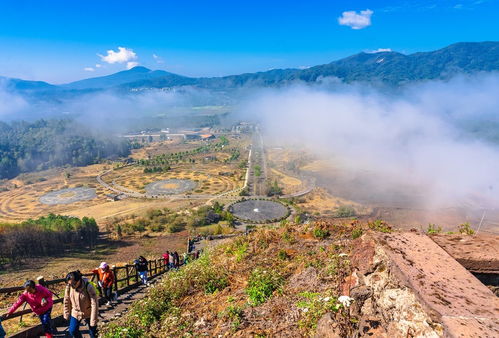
125;265;130;286
113;266;118;294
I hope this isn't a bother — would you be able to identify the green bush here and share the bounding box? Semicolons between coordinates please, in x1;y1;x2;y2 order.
312;227;330;239
102;325;144;338
368;219;392;233
221;304;245;331
335;206;356;218
101;250;229;337
426;223;442;235
458;222;475;235
351;227;363;239
296;292;341;330
204;276;229;294
278;249;290;260
150;223;165;232
246;268;283;306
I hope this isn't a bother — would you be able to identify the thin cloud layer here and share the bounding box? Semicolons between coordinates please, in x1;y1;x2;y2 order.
241;74;499;209
338;9;373;29
0;85;28;118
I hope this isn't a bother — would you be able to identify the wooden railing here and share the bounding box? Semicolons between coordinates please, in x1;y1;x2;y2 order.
0;258;168;321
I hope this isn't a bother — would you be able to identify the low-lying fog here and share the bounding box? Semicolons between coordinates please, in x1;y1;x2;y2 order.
2;73;499;231
240;74;499;220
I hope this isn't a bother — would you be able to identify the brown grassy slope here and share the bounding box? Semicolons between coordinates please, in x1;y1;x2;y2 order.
102;220;361;337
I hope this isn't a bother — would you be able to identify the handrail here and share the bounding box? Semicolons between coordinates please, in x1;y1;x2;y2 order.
0;257;168;322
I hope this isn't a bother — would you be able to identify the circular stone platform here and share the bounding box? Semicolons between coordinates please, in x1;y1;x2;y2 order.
230;200;289;222
39;187;97;205
145;179;197;195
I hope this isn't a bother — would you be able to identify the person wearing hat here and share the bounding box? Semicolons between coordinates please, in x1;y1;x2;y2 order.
64;270;98;338
5;280;54;337
92;262;115;306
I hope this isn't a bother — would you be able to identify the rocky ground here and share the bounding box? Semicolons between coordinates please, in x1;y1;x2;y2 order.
99;219;499;337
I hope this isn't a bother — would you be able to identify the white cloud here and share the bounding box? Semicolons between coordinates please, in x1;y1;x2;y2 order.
367;48;392;53
126;61;139;69
0;81;29;117
84;67;95;72
99;47;137;64
95;64;102;68
243;74;499;209
153;54;164;64
338;9;373;29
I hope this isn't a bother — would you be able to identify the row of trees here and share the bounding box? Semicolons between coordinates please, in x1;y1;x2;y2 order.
137;136;231;168
110;202;234;237
0;214;99;264
0;119;131;179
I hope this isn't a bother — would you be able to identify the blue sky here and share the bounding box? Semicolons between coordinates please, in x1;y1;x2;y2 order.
0;0;497;83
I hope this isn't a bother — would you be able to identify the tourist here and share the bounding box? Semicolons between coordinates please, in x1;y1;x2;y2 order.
168;251;175;269
6;280;54;338
0;316;5;338
64;270;98;338
92;262;115;306
135;256;150;286
162;251;170;270
173;251;180;268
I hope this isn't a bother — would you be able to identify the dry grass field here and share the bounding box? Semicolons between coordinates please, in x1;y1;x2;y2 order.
0;135;250;224
0;164;110;222
295;187;372;217
101;163;243;196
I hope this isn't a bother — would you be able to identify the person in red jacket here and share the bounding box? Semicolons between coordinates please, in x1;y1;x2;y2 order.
6;280;54;337
92;262;115;306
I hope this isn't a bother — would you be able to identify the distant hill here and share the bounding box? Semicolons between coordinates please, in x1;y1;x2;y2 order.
0;76;55;91
294;41;499;84
62;66;194;90
3;41;499;95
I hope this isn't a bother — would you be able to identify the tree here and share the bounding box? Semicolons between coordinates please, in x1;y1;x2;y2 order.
267;180;283;197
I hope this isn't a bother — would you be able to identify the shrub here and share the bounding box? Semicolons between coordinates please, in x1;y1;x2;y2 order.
149;222;165;232
296;292;342;330
204;276;229;294
102;325;144;338
368;219;392;233
426;223;442;235
312;227;330;239
246;268;283;306
335;206;356;218
458;222;475;235
220;304;245;331
282;230;296;244
351;227;363;239
278;249;290;260
226;238;249;262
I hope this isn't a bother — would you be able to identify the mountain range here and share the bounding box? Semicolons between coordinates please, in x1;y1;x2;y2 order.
2;41;499;96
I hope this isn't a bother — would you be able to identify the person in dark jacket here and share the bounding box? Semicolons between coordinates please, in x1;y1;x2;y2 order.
173;251;180;268
0;316;6;338
135;256;150;286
